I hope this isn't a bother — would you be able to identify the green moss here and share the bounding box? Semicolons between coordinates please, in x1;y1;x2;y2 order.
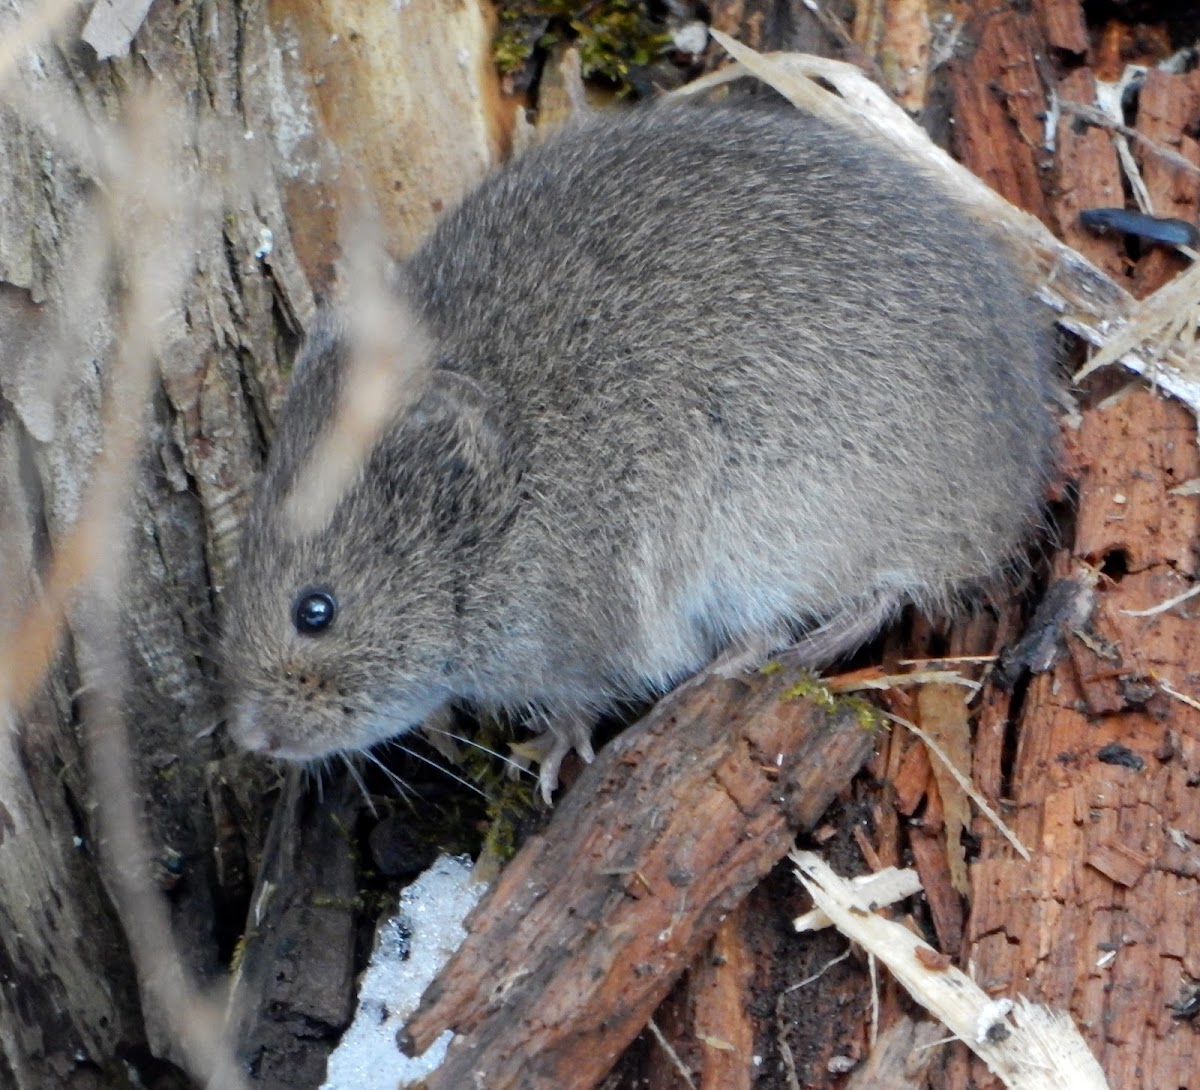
494;18;537;74
310;893;364;911
445;716;540;866
780;672;839;709
850;696;884;731
480;783;534;864
493;0;673;92
780;672;885;731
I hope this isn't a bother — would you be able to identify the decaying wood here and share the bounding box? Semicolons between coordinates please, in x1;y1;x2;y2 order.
266;0;509;278
1034;0;1089;55
944;11;1200;1090
966;385;1200;1090
401;664;877;1090
795;852;1112;1090
227;771;361;1090
1052;68;1126;276
947;7;1051;226
843;1015;943;1089
1132;68;1200;297
0;1;508;1087
648;904;759;1090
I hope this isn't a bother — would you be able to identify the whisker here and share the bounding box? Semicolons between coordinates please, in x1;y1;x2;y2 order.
360;749;418;802
67;680;98;702
307;761;326;805
421;724;535;780
340;754;378;817
386;741;489;800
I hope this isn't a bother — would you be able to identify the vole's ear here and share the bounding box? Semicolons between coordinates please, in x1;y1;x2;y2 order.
407;370;522;535
274;298;434;539
413;370;506;459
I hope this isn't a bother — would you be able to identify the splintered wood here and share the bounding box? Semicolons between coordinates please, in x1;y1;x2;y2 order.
967;387;1200;1090
947;10;1052;225
793;853;1110;1090
400;667;875;1090
936;8;1200;1090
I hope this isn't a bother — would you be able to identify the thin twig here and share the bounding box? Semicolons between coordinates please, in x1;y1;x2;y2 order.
646;1017;698;1090
884;711;1030;861
1119;583;1200;617
1059;100;1200;179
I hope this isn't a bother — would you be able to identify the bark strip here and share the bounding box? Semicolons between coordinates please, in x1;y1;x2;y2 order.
402;666;877;1090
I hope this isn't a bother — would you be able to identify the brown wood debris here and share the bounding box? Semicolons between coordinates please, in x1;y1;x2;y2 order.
967;384;1200;1090
844;1015;945;1088
642;903;759;1090
939;6;1200;1090
400;665;876;1089
949;8;1052;226
228;773;361;1086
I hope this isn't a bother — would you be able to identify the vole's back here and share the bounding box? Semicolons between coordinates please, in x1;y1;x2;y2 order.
402;106;1054;705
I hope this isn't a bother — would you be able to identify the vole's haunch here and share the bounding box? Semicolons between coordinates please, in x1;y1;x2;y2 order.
222;105;1057;793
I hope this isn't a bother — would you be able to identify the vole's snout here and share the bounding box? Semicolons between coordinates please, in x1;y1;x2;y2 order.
227;700;324;760
227;701;276;755
224;667;375;760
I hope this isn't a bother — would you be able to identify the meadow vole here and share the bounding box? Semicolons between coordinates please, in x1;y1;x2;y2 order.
222;104;1056;796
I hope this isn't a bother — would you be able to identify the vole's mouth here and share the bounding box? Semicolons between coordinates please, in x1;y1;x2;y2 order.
232;724;362;763
226;700;339;760
226;693;441;760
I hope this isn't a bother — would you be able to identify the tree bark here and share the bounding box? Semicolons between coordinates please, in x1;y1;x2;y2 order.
401;667;876;1090
0;2;504;1087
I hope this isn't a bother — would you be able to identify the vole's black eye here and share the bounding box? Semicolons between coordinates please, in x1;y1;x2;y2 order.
293;589;337;635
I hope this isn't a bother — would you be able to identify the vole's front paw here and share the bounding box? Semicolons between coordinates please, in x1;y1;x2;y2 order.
509;711;596;804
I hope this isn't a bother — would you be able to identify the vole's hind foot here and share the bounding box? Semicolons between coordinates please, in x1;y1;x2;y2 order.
509;710;596;804
711;628;795;680
775;590;905;671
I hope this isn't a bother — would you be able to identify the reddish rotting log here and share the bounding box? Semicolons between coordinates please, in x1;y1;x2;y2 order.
401;664;877;1090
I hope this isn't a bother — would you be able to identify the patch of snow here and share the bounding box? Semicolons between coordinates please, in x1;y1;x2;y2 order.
321;854;484;1090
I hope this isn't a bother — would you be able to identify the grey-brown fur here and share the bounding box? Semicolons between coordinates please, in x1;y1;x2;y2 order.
222;104;1056;767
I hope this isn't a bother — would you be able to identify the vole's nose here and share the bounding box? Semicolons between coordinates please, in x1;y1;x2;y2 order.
228;701;276;754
